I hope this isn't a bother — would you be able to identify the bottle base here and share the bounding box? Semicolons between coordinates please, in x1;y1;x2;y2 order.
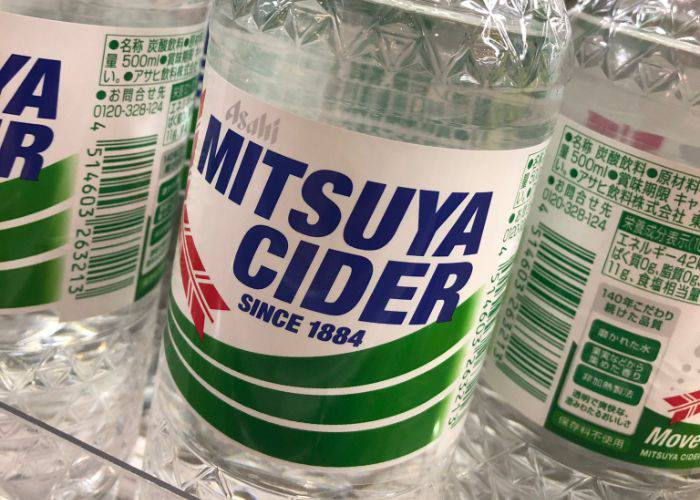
451;385;700;499
144;362;452;499
0;291;159;499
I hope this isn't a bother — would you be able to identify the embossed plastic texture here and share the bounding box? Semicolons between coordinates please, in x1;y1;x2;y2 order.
0;403;184;499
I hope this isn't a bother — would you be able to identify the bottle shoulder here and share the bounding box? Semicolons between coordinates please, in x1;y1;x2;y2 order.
0;0;209;26
576;0;700;44
570;1;700;109
213;0;572;92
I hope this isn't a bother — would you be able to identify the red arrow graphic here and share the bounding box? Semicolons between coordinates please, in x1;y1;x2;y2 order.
664;389;700;425
178;204;229;337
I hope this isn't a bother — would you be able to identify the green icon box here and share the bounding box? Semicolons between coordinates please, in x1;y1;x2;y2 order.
581;342;652;384
574;364;644;405
589;319;661;362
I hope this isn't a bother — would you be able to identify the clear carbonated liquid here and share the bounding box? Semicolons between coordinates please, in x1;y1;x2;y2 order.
144;0;569;497
0;1;208;498
458;1;700;498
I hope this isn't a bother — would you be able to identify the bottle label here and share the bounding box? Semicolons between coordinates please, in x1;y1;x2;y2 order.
484;115;700;469
166;66;548;469
0;11;206;320
183;31;207;193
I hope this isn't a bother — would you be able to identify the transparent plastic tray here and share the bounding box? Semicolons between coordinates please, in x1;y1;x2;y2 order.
0;401;189;500
7;395;689;499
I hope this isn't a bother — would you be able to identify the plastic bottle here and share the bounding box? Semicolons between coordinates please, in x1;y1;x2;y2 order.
146;32;208;416
144;0;570;497
151;29;208;380
0;1;208;497
463;0;700;498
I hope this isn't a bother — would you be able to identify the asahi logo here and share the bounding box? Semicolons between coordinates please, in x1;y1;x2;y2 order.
225;100;280;145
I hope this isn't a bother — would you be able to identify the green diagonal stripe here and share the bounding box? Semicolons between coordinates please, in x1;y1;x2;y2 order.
170;287;482;388
164;338;451;467
0;156;76;222
0;258;64;308
0;211;70;262
166;313;463;424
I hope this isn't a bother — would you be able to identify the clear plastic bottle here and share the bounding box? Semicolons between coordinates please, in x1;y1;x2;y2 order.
144;0;570;497
461;0;700;498
151;30;208;385
0;1;208;497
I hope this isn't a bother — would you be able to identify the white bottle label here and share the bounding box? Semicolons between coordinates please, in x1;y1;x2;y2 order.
164;66;549;468
0;11;206;320
484;115;700;469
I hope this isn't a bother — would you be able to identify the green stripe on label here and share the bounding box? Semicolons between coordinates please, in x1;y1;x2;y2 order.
164;336;451;467
166;312;463;424
170;288;481;388
0;156;76;222
0;258;64;308
0;211;70;262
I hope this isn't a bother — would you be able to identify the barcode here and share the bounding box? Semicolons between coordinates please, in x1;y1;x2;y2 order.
497;224;595;401
475;255;515;365
76;135;156;299
490;256;516;317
